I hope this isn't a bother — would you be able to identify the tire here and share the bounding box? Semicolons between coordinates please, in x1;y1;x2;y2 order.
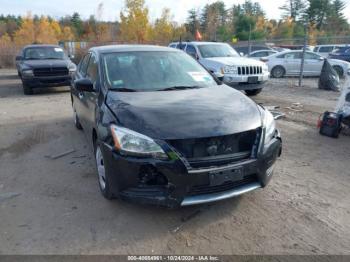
73;106;83;130
22;82;33;95
271;66;285;78
332;65;344;78
95;143;114;200
245;88;262;96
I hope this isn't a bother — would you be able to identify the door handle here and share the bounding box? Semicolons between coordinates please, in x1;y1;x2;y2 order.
78;92;84;99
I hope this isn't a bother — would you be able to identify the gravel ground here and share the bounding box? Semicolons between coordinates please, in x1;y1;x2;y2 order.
0;70;349;255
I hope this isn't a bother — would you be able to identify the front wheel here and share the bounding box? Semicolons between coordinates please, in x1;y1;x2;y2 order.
22;82;33;95
95;144;114;200
271;66;285;78
245;88;262;96
332;65;344;78
73;106;83;130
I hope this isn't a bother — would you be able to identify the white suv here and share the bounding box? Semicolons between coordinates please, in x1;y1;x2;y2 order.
169;41;269;96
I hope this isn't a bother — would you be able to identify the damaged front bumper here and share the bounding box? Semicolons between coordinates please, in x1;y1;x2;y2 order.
100;135;282;208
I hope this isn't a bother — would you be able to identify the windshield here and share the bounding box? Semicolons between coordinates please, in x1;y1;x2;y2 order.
24;47;65;60
198;44;239;58
103;51;217;92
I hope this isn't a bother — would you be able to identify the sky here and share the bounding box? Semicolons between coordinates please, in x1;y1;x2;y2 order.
0;0;350;23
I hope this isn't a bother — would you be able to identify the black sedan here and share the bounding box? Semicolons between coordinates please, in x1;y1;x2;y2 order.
71;45;282;208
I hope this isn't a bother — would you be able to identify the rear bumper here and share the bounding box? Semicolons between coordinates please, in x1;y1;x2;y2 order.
100;135;282;208
22;75;71;88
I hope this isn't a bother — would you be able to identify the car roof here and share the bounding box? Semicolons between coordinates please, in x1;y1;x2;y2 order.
23;44;61;49
169;41;229;46
250;49;276;53
90;45;179;54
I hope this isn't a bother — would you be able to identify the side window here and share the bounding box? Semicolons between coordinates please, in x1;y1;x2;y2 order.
250;52;260;57
79;54;90;76
305;52;321;60
284;52;300;59
169;44;176;48
319;46;333;53
86;54;99;87
186;45;197;57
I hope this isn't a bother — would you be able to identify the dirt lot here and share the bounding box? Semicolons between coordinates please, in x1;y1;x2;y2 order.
0;69;349;255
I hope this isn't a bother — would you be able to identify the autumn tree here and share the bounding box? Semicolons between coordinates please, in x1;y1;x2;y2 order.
35;17;58;44
151;8;174;44
119;0;150;43
14;14;35;46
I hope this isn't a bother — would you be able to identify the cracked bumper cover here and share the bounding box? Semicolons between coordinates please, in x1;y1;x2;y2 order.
100;136;282;208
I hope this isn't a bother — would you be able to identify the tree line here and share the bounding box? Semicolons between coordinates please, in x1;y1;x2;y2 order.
0;0;349;48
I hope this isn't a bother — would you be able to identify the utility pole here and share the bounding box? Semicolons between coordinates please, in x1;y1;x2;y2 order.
299;23;308;87
248;24;252;55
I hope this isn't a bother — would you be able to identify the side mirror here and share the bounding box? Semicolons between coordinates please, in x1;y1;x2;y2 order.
68;54;75;59
75;78;94;92
240;52;244;56
15;56;22;61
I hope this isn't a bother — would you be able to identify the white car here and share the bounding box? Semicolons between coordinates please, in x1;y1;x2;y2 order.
266;50;350;78
246;50;278;60
169;41;269;96
313;45;346;58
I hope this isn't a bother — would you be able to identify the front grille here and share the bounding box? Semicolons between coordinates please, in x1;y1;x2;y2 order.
33;67;68;77
167;129;259;168
167;130;258;158
238;66;262;75
187;174;257;196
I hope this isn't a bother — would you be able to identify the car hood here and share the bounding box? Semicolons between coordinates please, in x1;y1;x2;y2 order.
106;85;262;140
23;59;69;68
205;57;265;67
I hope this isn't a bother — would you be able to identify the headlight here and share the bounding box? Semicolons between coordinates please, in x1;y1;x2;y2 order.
22;69;33;77
110;125;168;160
262;64;269;72
68;64;76;74
222;65;238;74
263;109;276;145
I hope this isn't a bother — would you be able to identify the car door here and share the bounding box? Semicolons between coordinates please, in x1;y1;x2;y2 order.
72;53;91;124
304;52;324;76
283;52;301;75
78;52;100;134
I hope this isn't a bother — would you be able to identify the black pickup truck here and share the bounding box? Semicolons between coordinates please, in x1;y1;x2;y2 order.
15;44;76;95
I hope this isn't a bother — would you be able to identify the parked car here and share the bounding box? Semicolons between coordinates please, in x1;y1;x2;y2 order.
265;50;350;78
169;41;270;96
246;50;278;60
313;45;346;58
15;44;76;95
328;46;350;62
71;45;282;207
277;45;313;51
233;45;273;56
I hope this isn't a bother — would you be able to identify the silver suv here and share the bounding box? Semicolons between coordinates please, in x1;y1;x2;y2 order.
169;41;269;96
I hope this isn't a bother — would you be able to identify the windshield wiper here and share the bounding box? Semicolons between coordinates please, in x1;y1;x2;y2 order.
158;85;202;91
109;87;137;92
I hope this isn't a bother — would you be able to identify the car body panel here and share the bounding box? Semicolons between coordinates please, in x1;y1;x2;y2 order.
106;85;262;140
